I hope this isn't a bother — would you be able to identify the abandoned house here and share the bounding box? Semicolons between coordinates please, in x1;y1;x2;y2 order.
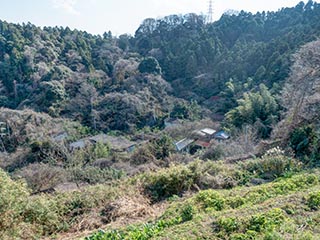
174;128;229;153
69;134;137;153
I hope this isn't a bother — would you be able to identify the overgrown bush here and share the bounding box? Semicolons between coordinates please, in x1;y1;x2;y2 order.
180;204;195;222
0;166;129;239
69;166;123;184
307;191;320;210
142;164;198;201
29;139;69;164
289;124;320;165
68;142;110;167
214;208;286;237
14;163;66;192
196;190;225;211
131;135;175;166
241;148;302;179
169;100;201;121
225;84;279;139
202;144;225;160
216;217;240;233
0;169;30;238
142;160;250;202
23;197;65;235
248;208;285;232
86;217;181;240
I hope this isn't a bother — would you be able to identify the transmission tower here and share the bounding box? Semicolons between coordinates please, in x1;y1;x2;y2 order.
0;122;7;152
207;0;213;23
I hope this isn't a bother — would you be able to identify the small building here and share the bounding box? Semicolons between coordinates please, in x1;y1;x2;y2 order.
191;128;216;142
69;134;137;153
52;132;69;142
89;134;137;153
174;138;195;152
69;139;89;150
175;127;217;153
214;130;230;140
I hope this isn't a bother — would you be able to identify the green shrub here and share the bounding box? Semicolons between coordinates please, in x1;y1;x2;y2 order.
217;217;239;233
289;125;317;159
307;191;320;210
150;135;175;160
263;231;282;240
68;142;110;167
70;166;123;184
202;145;225;161
23;197;65;235
0;169;30;237
86;217;181;240
143;164;199;201
180;204;194;222
196;190;225;211
227;195;246;209
230;233;254;240
248;208;285;232
213;209;286;239
92;142;110;159
241;151;301;180
295;231;314;240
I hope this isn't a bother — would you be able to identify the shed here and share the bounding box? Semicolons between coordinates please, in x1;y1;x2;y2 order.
69;134;137;153
52;132;68;142
191;128;216;143
89;134;137;152
175;138;195;152
69;139;87;149
214;130;230;140
200;128;216;136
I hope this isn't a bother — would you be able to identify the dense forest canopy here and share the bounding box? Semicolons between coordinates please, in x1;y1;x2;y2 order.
0;1;320;133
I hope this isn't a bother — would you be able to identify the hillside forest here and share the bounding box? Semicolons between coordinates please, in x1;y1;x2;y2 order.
1;1;320;239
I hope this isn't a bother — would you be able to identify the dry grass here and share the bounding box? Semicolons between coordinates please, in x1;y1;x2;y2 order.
52;192;167;240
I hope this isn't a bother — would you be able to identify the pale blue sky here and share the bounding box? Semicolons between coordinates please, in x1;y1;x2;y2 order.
0;0;314;36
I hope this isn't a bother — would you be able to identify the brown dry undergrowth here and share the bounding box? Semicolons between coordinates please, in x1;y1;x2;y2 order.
51;193;167;240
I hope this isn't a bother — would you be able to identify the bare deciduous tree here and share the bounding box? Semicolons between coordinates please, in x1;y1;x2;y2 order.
275;40;320;139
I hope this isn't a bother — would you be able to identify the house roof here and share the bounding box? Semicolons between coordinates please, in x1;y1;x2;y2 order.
200;128;216;135
175;138;195;151
70;134;136;151
89;134;136;150
214;130;230;140
193;130;206;137
69;139;87;149
52;132;68;142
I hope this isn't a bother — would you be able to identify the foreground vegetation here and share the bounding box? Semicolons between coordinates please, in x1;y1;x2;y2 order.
1;149;320;239
86;168;320;239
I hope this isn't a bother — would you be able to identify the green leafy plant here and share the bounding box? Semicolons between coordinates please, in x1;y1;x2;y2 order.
307;191;320;210
196;190;225;211
180;204;194;222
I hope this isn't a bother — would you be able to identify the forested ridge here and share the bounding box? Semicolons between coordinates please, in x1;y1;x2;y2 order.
1;1;320;239
0;1;320;132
